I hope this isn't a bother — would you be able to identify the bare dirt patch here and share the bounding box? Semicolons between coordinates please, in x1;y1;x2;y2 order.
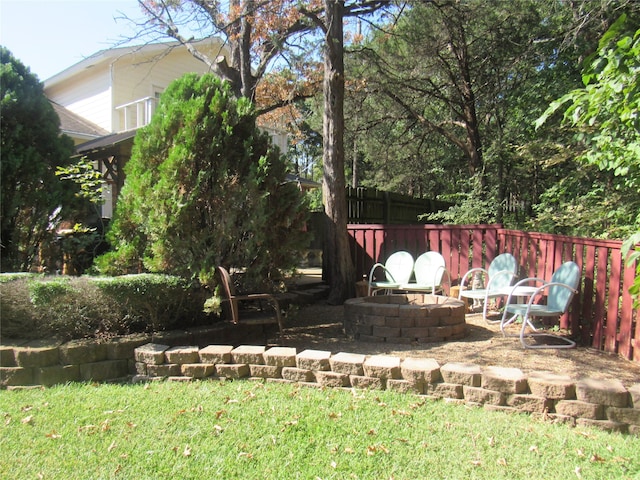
280;301;640;388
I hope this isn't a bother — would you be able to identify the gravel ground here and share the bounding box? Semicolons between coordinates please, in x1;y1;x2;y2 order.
278;301;640;388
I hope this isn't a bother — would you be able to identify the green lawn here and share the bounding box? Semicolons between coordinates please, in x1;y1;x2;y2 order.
0;381;637;479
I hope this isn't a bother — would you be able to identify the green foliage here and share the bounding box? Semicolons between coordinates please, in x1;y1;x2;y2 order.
27;276;74;307
526;162;639;239
96;73;308;291
0;47;76;271
56;156;104;206
536;15;640;190
0;274;208;341
91;274;204;332
621;231;640;308
536;14;640;299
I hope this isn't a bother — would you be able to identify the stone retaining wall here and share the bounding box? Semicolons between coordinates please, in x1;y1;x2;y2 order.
132;343;640;435
344;294;467;343
0;323;276;387
3;332;639;435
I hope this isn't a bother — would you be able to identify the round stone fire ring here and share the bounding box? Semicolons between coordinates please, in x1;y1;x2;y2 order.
344;294;467;343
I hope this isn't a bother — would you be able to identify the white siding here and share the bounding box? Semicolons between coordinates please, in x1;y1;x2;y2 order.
112;41;225;132
45;67;112;132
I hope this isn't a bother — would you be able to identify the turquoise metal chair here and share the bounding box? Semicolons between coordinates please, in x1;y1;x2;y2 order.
499;261;580;349
458;253;519;323
368;251;414;295
401;251;451;295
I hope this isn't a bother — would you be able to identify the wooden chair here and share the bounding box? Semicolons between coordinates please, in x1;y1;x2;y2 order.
217;266;284;339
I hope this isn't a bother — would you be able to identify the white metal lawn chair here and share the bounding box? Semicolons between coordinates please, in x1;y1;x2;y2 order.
458;253;519;323
368;251;414;296
499;261;580;349
400;251;451;295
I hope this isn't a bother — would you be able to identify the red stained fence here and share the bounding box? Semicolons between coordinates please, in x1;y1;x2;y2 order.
347;224;639;362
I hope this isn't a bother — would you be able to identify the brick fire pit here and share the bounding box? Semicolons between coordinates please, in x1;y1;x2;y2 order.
344;294;467;343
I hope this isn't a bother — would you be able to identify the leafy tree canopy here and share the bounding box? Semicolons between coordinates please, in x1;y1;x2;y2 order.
95;73;309;291
537;14;640;190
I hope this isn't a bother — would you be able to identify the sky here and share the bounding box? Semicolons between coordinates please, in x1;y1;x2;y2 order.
0;0;147;81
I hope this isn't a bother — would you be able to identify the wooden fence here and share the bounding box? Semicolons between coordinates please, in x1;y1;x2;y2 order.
346;186;451;224
347;224;639;363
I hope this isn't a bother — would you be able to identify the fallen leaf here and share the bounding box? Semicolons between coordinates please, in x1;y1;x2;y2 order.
367;429;376;436
606;445;613;452
238;452;253;459
21;405;33;412
215;409;226;419
183;445;192;457
328;412;341;420
529;445;539;454
4;414;11;426
471;460;482;467
391;409;411;417
126;422;137;429
576;448;585;457
114;465;122;475
344;447;355;454
108;441;117;452
574;466;582;479
79;425;98;434
21;415;34;425
590;454;605;463
497;458;507;466
611;456;630;463
367;444;389;455
488;436;495;447
213;424;223;434
330;461;337;469
45;431;61;439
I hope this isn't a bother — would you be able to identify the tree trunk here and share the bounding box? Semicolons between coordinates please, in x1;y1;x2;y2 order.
322;0;355;304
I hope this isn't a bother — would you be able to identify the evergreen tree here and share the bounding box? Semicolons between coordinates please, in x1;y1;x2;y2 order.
0;47;75;271
95;73;309;291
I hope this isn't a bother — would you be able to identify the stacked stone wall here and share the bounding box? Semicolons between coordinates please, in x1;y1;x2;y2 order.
132;343;640;435
344;294;467;343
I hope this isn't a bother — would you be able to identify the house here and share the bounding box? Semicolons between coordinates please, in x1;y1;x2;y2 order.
44;39;294;218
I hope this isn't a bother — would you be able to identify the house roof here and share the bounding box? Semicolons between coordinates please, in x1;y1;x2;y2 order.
74;130;138;156
44;39;226;87
50;101;109;140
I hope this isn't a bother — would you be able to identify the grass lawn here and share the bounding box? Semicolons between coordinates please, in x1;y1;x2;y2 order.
0;381;638;479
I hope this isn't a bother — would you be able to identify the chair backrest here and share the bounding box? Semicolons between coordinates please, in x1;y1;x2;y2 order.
414;251;446;286
385;251;414;284
487;253;518;290
548;261;581;312
217;266;239;322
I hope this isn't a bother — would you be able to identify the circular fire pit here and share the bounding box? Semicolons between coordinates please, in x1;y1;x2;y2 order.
344;294;466;343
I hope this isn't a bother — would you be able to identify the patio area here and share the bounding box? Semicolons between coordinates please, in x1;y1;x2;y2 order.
280;299;640;388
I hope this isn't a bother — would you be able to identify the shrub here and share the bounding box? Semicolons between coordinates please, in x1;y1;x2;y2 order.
0;274;210;341
94;74;309;293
